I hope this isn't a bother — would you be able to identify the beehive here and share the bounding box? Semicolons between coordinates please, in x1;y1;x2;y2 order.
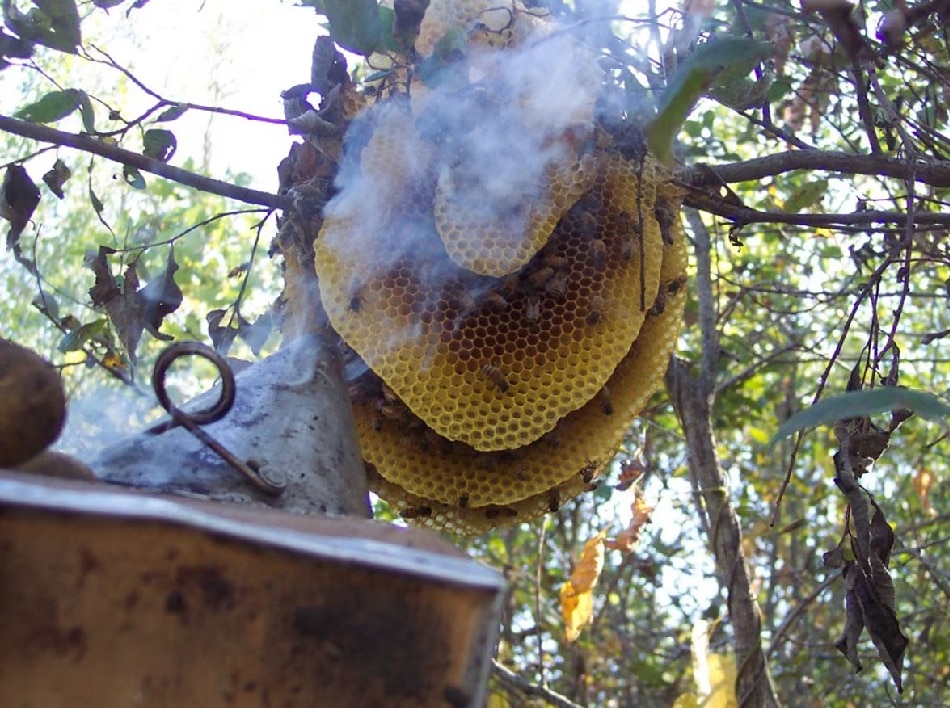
348;220;687;533
309;0;688;531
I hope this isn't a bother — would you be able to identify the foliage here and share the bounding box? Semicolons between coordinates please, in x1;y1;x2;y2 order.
4;0;950;705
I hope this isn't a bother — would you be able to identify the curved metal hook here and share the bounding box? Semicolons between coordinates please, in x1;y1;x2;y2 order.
150;342;286;496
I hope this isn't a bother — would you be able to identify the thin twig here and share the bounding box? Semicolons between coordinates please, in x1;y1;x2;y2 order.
491;659;584;708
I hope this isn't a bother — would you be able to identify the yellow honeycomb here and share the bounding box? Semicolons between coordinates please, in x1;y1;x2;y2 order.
416;0;512;57
433;148;595;277
316;148;664;452
361;225;687;531
302;0;689;532
369;469;595;536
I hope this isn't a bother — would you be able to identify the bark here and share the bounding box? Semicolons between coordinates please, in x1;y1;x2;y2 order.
666;358;779;708
664;208;780;708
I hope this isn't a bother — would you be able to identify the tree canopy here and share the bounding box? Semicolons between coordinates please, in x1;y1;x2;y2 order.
3;0;950;705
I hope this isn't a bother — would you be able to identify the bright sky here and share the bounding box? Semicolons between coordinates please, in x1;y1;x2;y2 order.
86;0;326;190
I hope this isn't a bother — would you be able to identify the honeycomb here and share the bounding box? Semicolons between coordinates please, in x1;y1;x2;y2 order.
416;0;520;57
359;222;687;532
316;148;664;451
303;0;688;531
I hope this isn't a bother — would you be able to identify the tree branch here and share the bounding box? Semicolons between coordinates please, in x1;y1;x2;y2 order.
0;114;294;211
665;212;780;708
491;659;584;708
680;149;950;189
681;196;950;229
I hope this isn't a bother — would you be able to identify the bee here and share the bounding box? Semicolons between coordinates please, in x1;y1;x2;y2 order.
651;274;687;316
618;213;639;261
346;279;367;312
481;291;507;312
378;401;410;422
370;408;385;431
401;505;433;520
547;487;561;512
544;272;569;298
598;386;614;416
481;362;510;393
580;460;599;483
525;294;541;324
458;493;470;509
528;266;555;288
655;198;676;243
541;253;570;269
575;210;599;237
586;295;605;326
445;279;476;314
590;239;607;270
484;505;518;520
381;382;400;404
667;274;687;295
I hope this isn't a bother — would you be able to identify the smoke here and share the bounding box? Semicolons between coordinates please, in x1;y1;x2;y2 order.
317;13;604;357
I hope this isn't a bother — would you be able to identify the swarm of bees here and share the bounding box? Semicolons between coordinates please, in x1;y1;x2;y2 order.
307;0;688;533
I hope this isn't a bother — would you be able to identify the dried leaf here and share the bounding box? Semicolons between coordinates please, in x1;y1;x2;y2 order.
138;246;182;339
2;164;40;250
207;308;237;354
238;310;274;355
106;260;145;361
606;492;653;554
835;571;864;672
912;468;936;515
42;158;71;199
801;0;869;61
569;531;606;593
706;653;738;708
853;565;907;692
559;580;595;643
560;531;606;642
85;245;120;306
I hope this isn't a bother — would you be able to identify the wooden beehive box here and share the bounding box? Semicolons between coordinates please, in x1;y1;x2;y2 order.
0;472;503;707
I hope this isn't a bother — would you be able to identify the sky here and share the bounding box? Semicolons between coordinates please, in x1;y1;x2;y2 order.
82;0;326;190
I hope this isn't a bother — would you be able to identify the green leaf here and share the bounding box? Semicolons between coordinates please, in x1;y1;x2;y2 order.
14;88;84;123
767;77;793;103
123;165;146;189
771;388;950;444
646;38;773;165
58;318;110;352
88;185;103;214
142;128;177;162
31;290;59;320
783;178;828;213
3;0;82;53
155;103;188;122
323;0;383;56
77;90;95;132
